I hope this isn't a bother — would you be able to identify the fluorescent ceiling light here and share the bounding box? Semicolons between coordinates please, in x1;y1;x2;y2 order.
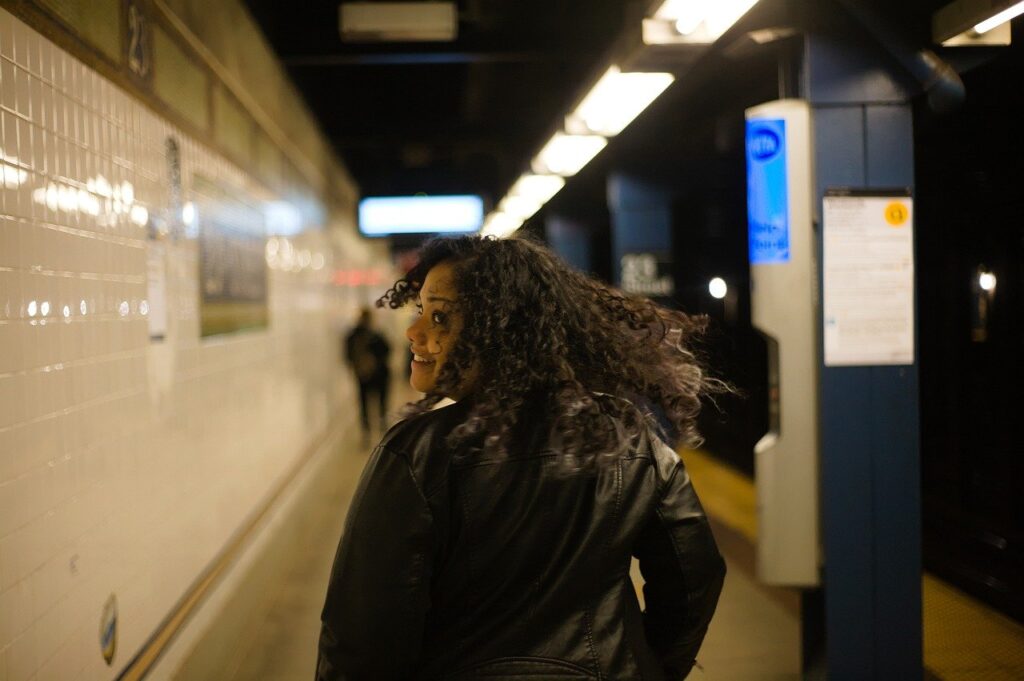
481;211;522;238
933;0;1015;45
567;66;675;136
652;0;760;42
532;133;608;177
508;173;565;205
339;2;457;42
498;195;543;221
974;0;1024;33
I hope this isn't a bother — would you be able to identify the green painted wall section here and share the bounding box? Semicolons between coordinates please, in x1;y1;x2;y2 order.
152;24;209;132
159;0;357;204
38;0;121;62
214;85;252;165
255;131;282;186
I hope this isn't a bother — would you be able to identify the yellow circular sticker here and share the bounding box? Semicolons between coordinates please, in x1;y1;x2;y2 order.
884;201;909;226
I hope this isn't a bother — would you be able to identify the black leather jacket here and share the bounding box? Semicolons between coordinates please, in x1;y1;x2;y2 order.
317;398;726;680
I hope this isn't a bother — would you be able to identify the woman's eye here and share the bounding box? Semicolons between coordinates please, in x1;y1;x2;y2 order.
431;311;446;325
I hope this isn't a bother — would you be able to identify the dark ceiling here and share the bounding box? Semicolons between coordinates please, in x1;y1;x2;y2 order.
241;0;641;200
242;0;975;204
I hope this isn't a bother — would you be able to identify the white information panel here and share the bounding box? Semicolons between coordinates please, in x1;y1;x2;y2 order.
823;191;914;366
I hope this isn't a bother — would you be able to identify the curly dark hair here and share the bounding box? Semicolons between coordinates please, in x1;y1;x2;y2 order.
378;234;727;461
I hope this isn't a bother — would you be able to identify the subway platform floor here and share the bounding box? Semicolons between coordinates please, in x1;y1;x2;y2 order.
178;414;1023;681
186;422;800;680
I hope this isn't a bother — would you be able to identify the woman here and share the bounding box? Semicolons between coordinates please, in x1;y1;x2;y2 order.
317;235;727;680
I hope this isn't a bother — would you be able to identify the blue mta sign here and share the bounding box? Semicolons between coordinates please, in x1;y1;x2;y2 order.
746;118;790;264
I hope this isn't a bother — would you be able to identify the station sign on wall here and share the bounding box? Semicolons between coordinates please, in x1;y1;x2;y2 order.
620;252;675;297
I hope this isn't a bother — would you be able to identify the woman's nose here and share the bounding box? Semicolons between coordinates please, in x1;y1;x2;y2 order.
406;317;424;344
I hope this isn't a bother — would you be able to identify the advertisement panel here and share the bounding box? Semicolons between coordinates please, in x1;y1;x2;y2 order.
746;118;790;264
195;174;268;337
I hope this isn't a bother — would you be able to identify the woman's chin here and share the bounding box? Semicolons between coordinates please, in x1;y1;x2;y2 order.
409;375;434;394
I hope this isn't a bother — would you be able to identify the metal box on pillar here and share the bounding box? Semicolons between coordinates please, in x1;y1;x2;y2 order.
745;99;820;587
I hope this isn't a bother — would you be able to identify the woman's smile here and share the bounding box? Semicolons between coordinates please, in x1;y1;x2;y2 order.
411;352;437;368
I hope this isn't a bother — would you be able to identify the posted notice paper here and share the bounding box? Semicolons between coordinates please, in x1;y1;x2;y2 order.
823;192;914;366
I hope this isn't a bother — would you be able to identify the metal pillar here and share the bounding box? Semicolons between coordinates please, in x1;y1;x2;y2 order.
545;215;593;273
606;173;673;291
803;24;922;681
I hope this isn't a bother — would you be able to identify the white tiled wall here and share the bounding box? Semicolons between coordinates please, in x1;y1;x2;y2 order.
0;9;363;680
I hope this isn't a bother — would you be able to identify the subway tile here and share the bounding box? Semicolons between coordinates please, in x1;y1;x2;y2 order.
27;123;41;174
0;321;23;375
38;36;52;85
28;75;42;129
0;464;45;536
0;372;22;429
1;109;17;161
38;323;60;372
24;31;39;79
0;422;27;483
4;623;38;681
51;91;64;138
13;119;28;172
19;365;43;420
0;269;21;320
9;17;28;70
36;612;89;681
14;67;30;119
13;169;31;221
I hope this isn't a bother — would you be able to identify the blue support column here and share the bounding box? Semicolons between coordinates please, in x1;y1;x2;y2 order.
804;31;922;680
545;215;593;273
606;173;673;287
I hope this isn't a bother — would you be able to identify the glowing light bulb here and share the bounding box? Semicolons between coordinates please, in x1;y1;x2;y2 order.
978;271;997;292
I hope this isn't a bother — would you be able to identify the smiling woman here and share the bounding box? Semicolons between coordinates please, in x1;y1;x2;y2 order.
406;260;476;397
317;234;731;681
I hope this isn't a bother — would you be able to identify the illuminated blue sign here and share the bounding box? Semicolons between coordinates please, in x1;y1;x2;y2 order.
746;119;790;264
358;195;484;237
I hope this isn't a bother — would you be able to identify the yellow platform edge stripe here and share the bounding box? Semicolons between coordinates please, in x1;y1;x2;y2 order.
680;448;1024;679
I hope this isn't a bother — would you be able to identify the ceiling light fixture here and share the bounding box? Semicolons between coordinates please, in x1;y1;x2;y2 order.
647;0;761;44
498;195;543;222
974;0;1024;32
508;173;565;205
566;66;675;137
480;211;522;238
933;0;1017;45
532;133;608;177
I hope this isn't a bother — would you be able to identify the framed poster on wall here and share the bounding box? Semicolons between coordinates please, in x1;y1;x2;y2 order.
194;174;269;337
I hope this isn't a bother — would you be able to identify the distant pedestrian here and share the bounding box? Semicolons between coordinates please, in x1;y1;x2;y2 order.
344;307;391;441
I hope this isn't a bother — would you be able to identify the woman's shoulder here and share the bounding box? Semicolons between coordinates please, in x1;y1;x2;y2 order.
375;400;472;487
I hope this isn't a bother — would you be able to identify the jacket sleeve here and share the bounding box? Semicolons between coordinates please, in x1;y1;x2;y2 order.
633;439;726;680
316;443;434;680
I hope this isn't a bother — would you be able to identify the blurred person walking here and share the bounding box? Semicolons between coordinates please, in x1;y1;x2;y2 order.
344;307;391;442
319;235;728;680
